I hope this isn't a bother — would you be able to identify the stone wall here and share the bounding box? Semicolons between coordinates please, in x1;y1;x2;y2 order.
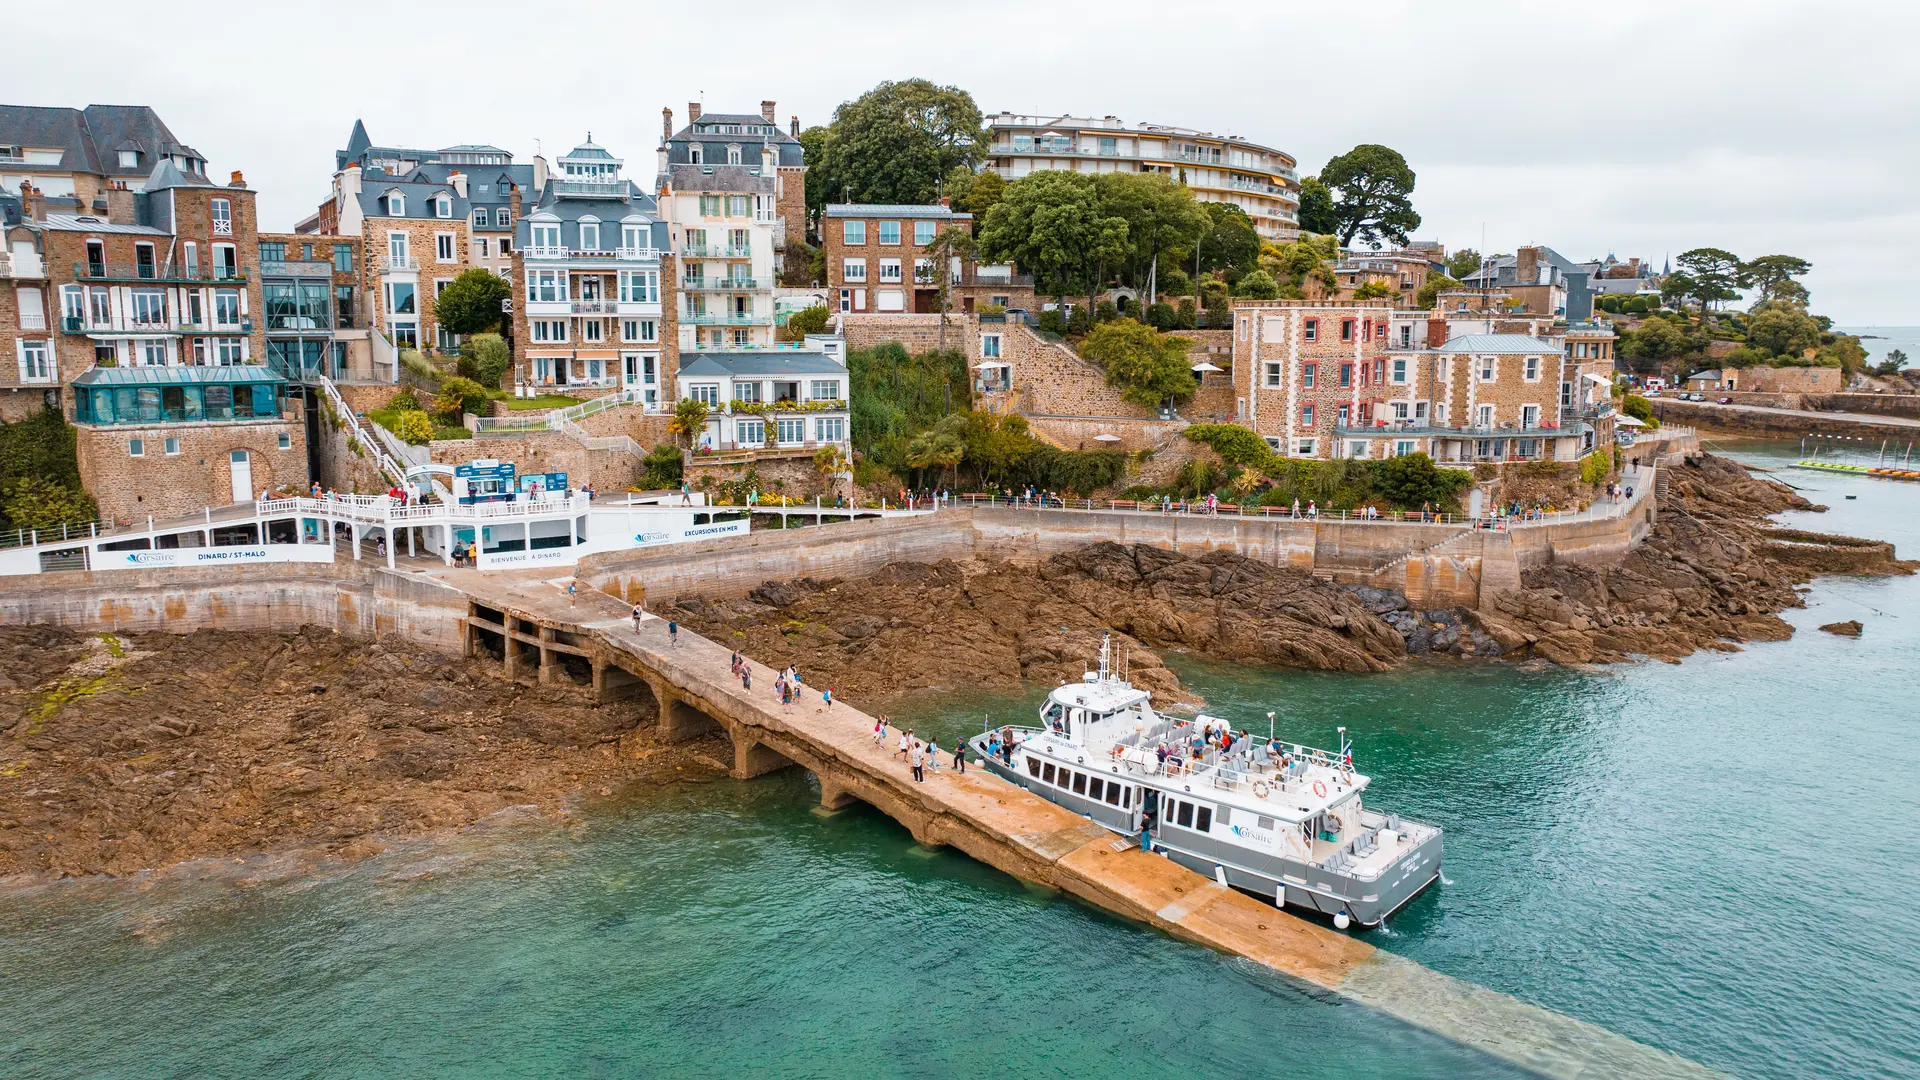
1007;324;1155;418
77;408;309;523
1024;416;1185;453
311;397;388;495
433;432;643;493
683;449;829;500
838;312;980;360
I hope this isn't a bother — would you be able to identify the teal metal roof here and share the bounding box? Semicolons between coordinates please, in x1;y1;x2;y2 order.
1435;334;1558;354
71;364;286;387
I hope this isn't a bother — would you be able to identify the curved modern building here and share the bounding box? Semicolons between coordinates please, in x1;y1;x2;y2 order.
983;112;1300;240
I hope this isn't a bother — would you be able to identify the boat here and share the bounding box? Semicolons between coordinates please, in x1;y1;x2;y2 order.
969;637;1443;928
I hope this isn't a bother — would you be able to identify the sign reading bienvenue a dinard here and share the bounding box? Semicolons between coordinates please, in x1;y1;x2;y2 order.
476;548;576;569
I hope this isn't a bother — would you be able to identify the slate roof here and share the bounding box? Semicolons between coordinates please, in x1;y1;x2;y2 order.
677;351;846;378
40;213;169;235
514;185;665;251
561;138;617;161
666;164;775;194
357;180;469;221
0;104;203;181
1459;246;1581;288
666;111;803;168
1687;369;1723;382
824;203;970;220
1434;334;1560;354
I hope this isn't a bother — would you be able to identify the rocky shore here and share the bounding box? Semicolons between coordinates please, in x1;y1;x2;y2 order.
664;453;1911;692
0;627;730;880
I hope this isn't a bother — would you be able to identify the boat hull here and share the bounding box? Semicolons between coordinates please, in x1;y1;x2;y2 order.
971;736;1441;928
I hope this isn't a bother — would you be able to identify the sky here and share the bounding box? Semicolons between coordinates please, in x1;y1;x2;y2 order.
11;0;1917;325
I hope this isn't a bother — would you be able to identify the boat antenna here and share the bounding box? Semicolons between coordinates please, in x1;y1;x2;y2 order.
1338;725;1351;764
1098;633;1111;681
1267;710;1276;742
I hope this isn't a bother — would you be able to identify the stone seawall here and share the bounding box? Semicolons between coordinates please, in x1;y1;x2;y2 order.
0;563;469;653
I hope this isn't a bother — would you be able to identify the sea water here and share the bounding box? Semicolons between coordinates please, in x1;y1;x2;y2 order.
3;443;1915;1079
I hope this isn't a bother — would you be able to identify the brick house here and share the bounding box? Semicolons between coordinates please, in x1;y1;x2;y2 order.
1232;299;1616;463
2;189;57;422
507;137;667;405
299;121;536;379
1332;249;1429;308
1457;246;1579;318
822;202;1035;315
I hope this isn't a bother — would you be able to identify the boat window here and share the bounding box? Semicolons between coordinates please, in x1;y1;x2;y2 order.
1041;701;1063;726
1258;815;1275;830
1042;763;1055;784
1176;801;1194;828
1072;772;1087;795
1087;778;1103;802
1026;757;1041;778
1196;805;1213;832
1216;807;1230;826
1105;783;1122;806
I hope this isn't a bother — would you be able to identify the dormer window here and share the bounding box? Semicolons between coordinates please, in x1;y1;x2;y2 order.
689;144;702;165
727;144;742;165
118;150;139;169
579;222;600;250
434;195;451;218
389;193;406;216
473;209;487;228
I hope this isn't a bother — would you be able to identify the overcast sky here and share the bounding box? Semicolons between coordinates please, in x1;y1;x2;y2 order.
14;0;1916;324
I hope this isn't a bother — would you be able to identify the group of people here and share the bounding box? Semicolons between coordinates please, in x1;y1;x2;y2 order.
895;488;952;511
871;718;967;782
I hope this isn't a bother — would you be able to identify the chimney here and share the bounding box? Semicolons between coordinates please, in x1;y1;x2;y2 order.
509;186;523;229
1427;316;1448;344
760;100;777;123
939;196;950;209
229;170;246;188
1516;246;1541;285
533;154;548;194
449;170;468;198
343;163;362;196
105;185;136;225
21;180;44;222
688;102;702;123
662;107;674;143
790;116;800;138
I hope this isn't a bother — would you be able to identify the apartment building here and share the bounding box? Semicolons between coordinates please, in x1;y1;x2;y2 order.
1333;249;1431;308
1232;300;1616;464
1458;246;1581;318
678;341;851;455
301;121;537;378
4;155;307;519
821;202;1035;315
0;104;207;208
3;189;56;421
507;138;667;405
660;102;805;274
983;112;1300;240
257;232;363;383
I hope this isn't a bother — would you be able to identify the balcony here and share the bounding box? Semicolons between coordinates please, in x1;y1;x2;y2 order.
571;300;615;315
259;259;334;278
264;314;336;332
682;244;752;259
681;277;758;291
552;179;630;199
1333;420;1577;439
530;246;663;262
72;262;249;284
525;245;571;259
972;267;1035;287
375;255;418;272
62;315;251;336
684;312;773;326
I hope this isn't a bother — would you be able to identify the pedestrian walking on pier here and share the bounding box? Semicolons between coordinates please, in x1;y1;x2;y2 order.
822;686;833;710
873;717;887;745
953;740;966;773
909;741;925;782
668;619;679;647
742;667;752;692
632;603;644;632
899;730;913;762
926;739;940;771
567;581;577;606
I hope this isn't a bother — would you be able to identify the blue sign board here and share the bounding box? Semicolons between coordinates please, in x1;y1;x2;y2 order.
517;472;569;497
455;460;517;504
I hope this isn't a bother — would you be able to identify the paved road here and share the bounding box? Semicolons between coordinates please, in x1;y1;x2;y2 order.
1658;398;1920;430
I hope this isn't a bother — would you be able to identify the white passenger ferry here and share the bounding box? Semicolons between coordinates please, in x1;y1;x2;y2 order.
969;638;1442;928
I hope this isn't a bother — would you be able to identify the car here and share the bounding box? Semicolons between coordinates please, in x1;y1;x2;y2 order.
1717;396;1732;404
1646;389;1662;397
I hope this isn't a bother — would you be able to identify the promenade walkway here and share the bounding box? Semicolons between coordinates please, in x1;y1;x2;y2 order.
441;570;1721;1080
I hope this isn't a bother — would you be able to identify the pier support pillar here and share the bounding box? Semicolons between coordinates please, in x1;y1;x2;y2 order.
653;682;720;743
592;660;645;704
729;728;797;780
537;625;557;685
503;629;523;679
818;778;859;811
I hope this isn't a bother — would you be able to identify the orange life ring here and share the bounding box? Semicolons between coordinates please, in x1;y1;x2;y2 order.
1312;780;1328;798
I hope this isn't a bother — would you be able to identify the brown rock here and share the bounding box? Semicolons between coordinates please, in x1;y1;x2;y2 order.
1819;620;1864;638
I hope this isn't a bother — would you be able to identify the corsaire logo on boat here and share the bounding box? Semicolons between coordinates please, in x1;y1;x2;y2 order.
1230;824;1274;844
634;531;670;544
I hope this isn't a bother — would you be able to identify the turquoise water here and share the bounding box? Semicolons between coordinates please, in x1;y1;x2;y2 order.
4;443;1917;1079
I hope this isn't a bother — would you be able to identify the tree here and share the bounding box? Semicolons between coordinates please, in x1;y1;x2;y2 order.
813;444;852;501
432;376;491;423
960;168;1004;225
456;332;511;389
1095;172;1207;293
816;79;986;206
1659;272;1696;312
1352;281;1393;300
926;224;978;352
1080;318;1196;410
1739;254;1812;305
785;303;831;338
1275;235;1338;296
1295;175;1338;235
1446;248;1482;279
1373;453;1466;510
1196;203;1260;276
0;475;96;532
906;415;966;487
669;397;710;449
1320;144;1421;247
1746;304;1822;357
1618;315;1689;373
1875;348;1909;377
391;410;435;445
1234;269;1280;299
1620;394;1659;428
796;125;833;231
1675;248;1742;316
433;269;511;337
977;171;1129;317
1417;273;1462;309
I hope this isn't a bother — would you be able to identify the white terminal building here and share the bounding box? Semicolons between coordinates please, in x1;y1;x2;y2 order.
983;112;1301;240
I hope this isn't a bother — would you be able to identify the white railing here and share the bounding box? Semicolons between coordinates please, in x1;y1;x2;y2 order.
376;255;418;272
317;374;406;486
472;386;642;436
525;245;570;259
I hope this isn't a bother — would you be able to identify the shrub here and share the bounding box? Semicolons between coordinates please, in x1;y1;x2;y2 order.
391;410;435;445
1183;423;1273;467
399;349;439;383
1373;452;1470;510
433;376;492;423
456;333;511;389
1234;269;1281;300
1037;308;1067;335
386;389;422;412
1625;295;1652;314
640;443;684;489
1096;300;1119;323
1144;302;1177;330
1175;299;1197;330
1579;451;1610;485
1067;305;1093;335
785;303;832;338
433;269;511;336
1081;319;1196;409
1157;268;1192;297
1620;393;1659;428
0;475;97;532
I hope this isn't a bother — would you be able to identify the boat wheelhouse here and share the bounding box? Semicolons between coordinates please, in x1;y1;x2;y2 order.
970;638;1442;928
